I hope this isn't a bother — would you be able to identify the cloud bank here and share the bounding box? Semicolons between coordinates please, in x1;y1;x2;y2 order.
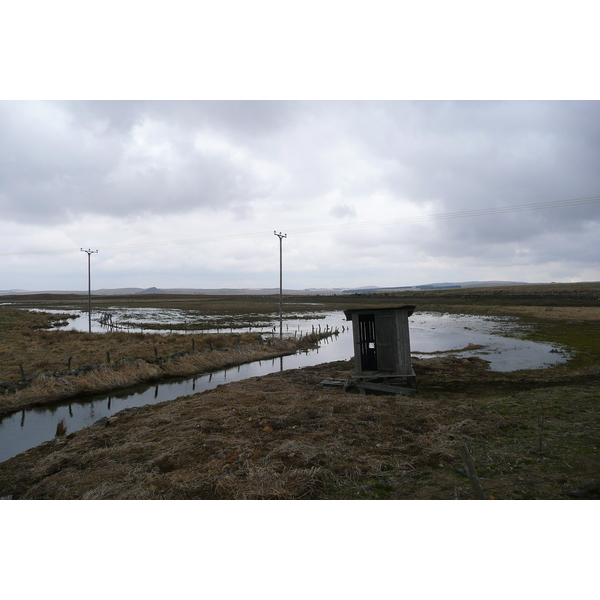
1;100;599;291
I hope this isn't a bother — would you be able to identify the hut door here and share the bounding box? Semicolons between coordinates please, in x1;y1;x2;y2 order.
374;313;396;372
358;314;377;371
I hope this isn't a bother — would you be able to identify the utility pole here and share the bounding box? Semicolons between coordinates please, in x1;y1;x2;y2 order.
274;231;286;339
81;248;98;333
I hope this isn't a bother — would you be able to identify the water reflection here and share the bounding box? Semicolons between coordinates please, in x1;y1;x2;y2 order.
0;311;569;463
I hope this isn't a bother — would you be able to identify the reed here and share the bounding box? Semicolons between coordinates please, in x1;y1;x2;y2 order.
55;419;67;437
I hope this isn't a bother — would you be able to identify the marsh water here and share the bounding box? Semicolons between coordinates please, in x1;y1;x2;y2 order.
0;310;569;463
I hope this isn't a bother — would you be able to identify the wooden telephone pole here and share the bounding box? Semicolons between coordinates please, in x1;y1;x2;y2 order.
80;248;98;333
274;232;286;339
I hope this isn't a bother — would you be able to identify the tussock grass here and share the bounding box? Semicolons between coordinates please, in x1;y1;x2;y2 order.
0;329;320;416
1;353;598;499
0;360;504;499
1;360;163;413
0;322;267;383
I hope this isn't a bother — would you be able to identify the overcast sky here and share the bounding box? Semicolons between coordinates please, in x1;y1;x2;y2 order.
1;100;599;291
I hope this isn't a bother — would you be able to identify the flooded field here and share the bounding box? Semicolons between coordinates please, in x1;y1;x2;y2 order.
32;305;334;335
3;284;599;501
42;306;569;371
0;308;569;463
45;308;568;371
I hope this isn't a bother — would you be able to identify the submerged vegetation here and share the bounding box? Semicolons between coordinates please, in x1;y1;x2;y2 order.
1;282;599;499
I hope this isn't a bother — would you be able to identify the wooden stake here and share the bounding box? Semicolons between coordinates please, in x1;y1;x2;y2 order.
539;398;545;452
458;444;486;500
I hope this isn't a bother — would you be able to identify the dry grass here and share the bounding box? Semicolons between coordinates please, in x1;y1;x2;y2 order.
1;352;598;500
2;290;599;500
0;306;331;415
0;320;270;382
0;335;310;416
55;419;67;437
1;360;163;414
0;360;501;499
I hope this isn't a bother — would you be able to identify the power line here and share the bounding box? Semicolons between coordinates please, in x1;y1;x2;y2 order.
1;194;599;257
284;195;600;234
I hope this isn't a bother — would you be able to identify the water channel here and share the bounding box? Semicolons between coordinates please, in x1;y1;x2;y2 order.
0;309;570;463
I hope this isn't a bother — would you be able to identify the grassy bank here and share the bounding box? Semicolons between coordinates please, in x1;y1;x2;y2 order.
0;306;332;416
0;307;276;383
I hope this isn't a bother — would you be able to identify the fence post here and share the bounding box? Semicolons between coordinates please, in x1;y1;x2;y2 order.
457;444;486;500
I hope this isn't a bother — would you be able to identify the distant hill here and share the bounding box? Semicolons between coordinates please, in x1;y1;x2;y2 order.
135;287;282;295
341;281;529;293
0;288;145;296
1;281;535;297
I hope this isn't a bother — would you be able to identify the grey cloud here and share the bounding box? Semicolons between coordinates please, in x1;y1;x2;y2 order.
342;101;600;242
329;204;356;219
0;101;277;224
65;100;299;139
2;100;599;283
64;100;146;134
178;101;300;137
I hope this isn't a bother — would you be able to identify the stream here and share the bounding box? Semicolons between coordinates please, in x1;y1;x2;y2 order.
0;310;570;463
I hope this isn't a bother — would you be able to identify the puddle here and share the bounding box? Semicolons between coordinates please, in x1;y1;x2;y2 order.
0;310;570;463
410;312;569;372
29;307;329;335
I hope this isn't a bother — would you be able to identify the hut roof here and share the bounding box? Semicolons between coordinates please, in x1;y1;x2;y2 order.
343;305;416;320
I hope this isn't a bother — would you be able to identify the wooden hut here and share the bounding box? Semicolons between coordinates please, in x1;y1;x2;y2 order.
343;305;417;395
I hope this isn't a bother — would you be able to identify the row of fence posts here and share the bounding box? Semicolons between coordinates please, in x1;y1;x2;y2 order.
16;335;206;381
16;322;341;383
15;316;346;388
94;312;349;339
